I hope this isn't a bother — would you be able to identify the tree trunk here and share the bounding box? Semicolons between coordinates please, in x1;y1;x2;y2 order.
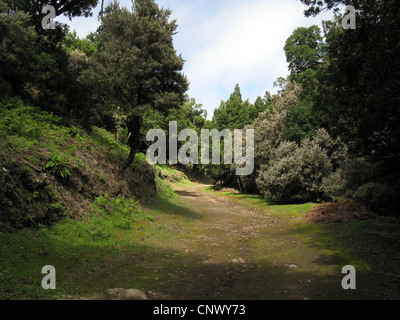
237;178;243;193
100;0;104;18
123;115;141;171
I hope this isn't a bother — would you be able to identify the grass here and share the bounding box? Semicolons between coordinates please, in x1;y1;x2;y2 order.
0;176;196;300
0;99;197;299
204;186;316;217
156;164;189;183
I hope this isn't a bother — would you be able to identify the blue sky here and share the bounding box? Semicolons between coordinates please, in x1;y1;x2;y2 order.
58;0;334;119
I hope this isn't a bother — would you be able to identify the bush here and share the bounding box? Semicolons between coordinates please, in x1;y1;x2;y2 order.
321;157;386;202
353;182;397;216
341;158;383;193
91;194;139;232
257;148;302;203
256;129;348;203
321;169;347;200
257;139;332;203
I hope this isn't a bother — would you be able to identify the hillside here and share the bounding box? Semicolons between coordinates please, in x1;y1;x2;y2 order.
0;99;194;299
0;99;162;232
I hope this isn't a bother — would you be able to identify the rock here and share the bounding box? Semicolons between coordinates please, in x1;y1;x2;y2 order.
230;258;246;264
288;264;298;269
106;288;147;300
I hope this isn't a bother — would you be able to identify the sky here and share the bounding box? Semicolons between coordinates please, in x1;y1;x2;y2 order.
58;0;334;119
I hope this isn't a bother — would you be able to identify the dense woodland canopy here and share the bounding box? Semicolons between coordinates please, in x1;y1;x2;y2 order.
1;0;399;217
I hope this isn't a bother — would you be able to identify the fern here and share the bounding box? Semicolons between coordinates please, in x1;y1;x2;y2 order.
45;153;72;178
0;99;61;139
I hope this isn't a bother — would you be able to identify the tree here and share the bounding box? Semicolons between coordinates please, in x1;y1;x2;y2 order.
212;84;268;131
5;0;99;20
301;0;400;184
64;31;97;56
278;26;328;143
167;95;207;133
84;0;188;170
212;84;246;130
0;1;38;98
284;25;324;74
1;0;101;115
140;95;207;159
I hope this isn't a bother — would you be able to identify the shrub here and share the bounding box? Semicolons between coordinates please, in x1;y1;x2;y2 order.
257;145;302;203
340;158;383;193
353;182;397;216
257;139;332;203
321;169;347;200
256;128;348;203
312;128;348;169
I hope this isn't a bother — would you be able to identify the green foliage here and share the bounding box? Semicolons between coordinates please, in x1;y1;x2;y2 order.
0;165;66;232
284;98;318;143
0;1;72;113
256;129;346;203
212;84;270;131
167;95;208;133
302;0;400;186
45;153;72;178
81;0;189;168
206;85;271;191
0;98;62;138
64;31;98;56
320;169;347;200
1;0;398;218
284;25;324;74
146;215;155;222
0;3;38;97
353;183;397;216
90;194;140;233
141;95;208;157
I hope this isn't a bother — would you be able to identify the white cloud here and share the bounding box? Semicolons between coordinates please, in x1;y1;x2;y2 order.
161;0;333;118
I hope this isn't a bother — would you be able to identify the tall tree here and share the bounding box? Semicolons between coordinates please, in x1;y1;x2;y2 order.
0;1;38;98
212;84;265;131
284;25;324;74
301;0;400;183
85;0;188;170
282;25;326;142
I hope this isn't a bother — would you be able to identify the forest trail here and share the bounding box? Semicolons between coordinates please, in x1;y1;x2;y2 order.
139;181;378;300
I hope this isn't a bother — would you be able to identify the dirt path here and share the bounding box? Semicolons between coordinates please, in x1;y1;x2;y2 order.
139;182;378;300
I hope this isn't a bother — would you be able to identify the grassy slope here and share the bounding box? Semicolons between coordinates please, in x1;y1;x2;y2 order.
0;100;193;299
0;179;196;300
